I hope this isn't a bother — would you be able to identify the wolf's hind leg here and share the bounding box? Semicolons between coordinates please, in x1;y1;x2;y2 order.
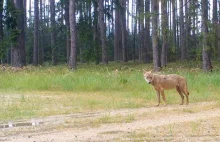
182;87;189;105
176;86;184;105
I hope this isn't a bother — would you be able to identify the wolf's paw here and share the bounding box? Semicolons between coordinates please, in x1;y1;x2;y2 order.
155;104;160;107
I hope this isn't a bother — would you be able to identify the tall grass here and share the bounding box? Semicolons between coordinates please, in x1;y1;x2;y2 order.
0;61;220;121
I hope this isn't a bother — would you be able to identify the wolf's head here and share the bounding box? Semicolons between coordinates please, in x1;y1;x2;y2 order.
143;70;154;84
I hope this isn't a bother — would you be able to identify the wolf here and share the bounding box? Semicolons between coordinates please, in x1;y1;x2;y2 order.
143;70;189;106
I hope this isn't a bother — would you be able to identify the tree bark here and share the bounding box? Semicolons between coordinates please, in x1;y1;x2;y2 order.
11;0;26;67
218;1;220;61
0;0;3;64
50;0;57;65
38;0;44;65
29;0;31;24
98;0;108;64
151;0;160;71
132;0;137;62
114;1;120;61
202;0;212;71
120;0;127;62
144;0;150;63
179;0;186;61
172;0;176;54
64;0;70;63
69;0;77;70
184;0;189;59
93;0;99;64
138;0;144;62
33;0;39;66
161;0;168;67
213;0;218;59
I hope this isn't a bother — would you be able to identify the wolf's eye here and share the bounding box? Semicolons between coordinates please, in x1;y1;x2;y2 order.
148;76;152;79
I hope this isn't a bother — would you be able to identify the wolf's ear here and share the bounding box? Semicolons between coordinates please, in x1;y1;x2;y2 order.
149;70;153;73
143;69;146;73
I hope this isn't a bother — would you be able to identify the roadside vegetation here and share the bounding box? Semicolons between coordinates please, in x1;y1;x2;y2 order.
0;62;220;121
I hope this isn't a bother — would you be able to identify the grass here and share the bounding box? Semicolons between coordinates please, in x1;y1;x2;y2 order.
122;117;220;142
0;61;220;121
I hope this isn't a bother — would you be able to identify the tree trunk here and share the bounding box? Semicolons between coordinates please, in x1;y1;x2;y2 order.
120;0;127;62
50;0;57;65
23;0;26;64
132;0;137;62
38;0;44;65
179;0;186;61
202;0;212;71
151;0;160;71
144;0;150;63
0;0;3;56
218;1;220;60
69;0;77;70
138;0;144;62
11;0;26;67
126;0;129;31
93;0;99;64
213;0;218;59
29;0;31;24
161;0;168;67
172;0;176;54
65;0;70;63
0;0;3;64
114;1;120;61
33;0;39;66
98;0;108;64
184;0;189;59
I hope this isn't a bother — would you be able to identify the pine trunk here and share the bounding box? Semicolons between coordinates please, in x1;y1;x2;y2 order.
172;0;176;53
0;0;3;63
11;0;26;67
161;0;168;67
139;0;144;62
33;0;39;66
98;0;108;64
38;0;44;65
144;0;150;63
213;0;218;59
50;0;57;65
65;0;70;63
218;1;220;60
0;0;3;64
69;0;77;70
151;0;160;71
114;1;120;61
93;0;99;64
180;0;186;61
120;0;127;62
202;0;212;71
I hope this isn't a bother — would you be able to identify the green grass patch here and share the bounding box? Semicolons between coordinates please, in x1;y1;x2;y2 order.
0;61;220;121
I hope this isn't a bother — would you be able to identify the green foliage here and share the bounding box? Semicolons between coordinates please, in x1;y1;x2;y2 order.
0;0;22;61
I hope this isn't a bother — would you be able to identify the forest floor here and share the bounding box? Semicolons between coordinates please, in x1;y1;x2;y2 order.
1;101;220;142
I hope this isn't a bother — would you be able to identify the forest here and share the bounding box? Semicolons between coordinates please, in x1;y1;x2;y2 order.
0;0;219;71
1;1;220;141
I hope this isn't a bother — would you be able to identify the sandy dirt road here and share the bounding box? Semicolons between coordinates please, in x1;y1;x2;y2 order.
1;101;220;142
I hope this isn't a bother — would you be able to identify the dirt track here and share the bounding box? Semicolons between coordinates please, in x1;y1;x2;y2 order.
1;101;220;142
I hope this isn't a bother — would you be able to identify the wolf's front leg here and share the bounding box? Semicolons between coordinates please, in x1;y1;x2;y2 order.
161;90;167;106
156;90;161;106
